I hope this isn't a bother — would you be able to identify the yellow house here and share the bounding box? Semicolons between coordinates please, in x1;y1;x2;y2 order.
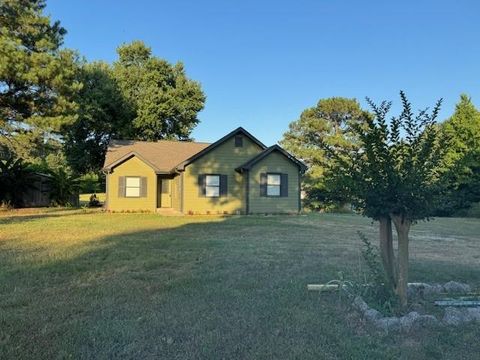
102;127;307;214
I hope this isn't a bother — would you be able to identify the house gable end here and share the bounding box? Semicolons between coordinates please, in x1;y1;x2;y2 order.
176;127;267;171
236;145;307;174
103;151;163;173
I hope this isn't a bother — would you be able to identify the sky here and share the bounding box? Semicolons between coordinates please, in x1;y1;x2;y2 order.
46;0;480;145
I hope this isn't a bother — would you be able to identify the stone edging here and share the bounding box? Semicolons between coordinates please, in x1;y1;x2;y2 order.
352;282;479;332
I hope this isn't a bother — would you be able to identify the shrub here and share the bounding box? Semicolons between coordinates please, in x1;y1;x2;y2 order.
0;156;36;207
46;168;81;206
358;232;399;315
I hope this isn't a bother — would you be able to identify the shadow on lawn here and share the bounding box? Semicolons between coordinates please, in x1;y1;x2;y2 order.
0;208;99;225
2;214;480;359
1;215;354;359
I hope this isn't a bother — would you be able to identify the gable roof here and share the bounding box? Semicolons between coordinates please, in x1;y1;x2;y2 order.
103;139;210;173
175;127;267;171
235;144;307;173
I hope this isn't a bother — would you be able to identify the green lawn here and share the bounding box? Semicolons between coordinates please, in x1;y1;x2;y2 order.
0;211;479;359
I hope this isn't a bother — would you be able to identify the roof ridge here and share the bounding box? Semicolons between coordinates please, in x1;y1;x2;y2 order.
109;138;211;145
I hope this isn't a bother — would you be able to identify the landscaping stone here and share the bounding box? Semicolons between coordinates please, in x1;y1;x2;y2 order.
467;307;480;321
374;317;401;333
443;307;467;326
364;308;382;322
351;282;477;332
399;311;420;331
443;281;471;294
352;296;369;312
415;314;439;328
408;282;445;298
424;284;444;296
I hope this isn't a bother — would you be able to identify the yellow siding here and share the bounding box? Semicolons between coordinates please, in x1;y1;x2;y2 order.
182;136;263;214
106;156;157;212
248;151;300;214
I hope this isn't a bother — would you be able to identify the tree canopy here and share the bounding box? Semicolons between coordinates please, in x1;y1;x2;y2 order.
281;97;367;209
0;0;81;161
113;41;206;141
63;62;131;174
437;94;480;214
325;92;448;307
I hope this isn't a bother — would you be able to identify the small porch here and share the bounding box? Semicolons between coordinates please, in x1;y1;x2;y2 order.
156;174;179;213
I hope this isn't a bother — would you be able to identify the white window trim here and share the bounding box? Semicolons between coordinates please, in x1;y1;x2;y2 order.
125;176;141;198
205;174;220;198
266;173;281;197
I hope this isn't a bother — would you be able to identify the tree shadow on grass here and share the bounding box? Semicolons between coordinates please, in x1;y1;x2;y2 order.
1;215;479;360
0;208;100;225
0;215;362;360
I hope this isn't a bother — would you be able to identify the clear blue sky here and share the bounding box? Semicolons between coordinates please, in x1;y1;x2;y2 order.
47;0;480;145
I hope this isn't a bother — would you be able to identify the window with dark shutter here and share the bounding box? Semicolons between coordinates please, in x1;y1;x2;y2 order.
260;173;267;197
124;177;142;197
220;175;228;197
280;174;288;197
198;175;206;196
234;135;243;147
140;177;147;197
205;175;220;197
266;173;281;197
118;176;126;197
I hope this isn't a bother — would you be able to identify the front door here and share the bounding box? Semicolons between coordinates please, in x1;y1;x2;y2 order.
160;179;172;208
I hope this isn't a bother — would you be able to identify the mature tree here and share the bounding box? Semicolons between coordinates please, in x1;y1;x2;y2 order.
437;94;480;214
63;62;131;174
281;97;367;209
0;0;81;161
325;92;447;308
113;41;206;141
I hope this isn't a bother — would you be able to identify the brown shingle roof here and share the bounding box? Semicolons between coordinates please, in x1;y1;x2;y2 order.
103;139;210;173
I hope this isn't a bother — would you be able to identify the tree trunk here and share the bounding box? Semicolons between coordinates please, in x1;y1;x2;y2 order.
379;216;396;288
391;214;411;309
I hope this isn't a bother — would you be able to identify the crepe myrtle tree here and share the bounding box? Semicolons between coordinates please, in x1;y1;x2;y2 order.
325;91;447;308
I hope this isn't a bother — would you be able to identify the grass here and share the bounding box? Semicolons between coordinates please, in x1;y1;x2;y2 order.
0;211;479;359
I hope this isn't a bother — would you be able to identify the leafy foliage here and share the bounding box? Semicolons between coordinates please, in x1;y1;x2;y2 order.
0;0;82;161
0;155;36;207
46;167;80;206
324;92;449;307
327;92;446;221
113;41;206;141
64;62;131;174
436;94;480;215
281;97;368;209
358;232;398;314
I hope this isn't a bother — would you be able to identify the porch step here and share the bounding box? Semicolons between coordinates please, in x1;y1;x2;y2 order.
155;208;183;216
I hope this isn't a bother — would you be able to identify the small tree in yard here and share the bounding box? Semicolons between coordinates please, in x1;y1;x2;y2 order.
325;91;447;308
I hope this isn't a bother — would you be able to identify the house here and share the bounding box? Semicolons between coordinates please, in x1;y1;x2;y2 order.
102;127;307;214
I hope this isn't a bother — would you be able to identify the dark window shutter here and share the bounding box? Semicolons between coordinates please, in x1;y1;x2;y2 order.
260;173;267;197
198;175;206;196
281;174;288;197
220;175;228;197
118;176;126;197
140;177;147;197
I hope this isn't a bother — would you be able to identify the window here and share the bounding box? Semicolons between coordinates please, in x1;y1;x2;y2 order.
235;135;243;147
205;175;220;197
267;174;281;196
125;177;141;197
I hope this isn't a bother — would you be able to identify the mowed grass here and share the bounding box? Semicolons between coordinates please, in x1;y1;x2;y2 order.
0;211;479;359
